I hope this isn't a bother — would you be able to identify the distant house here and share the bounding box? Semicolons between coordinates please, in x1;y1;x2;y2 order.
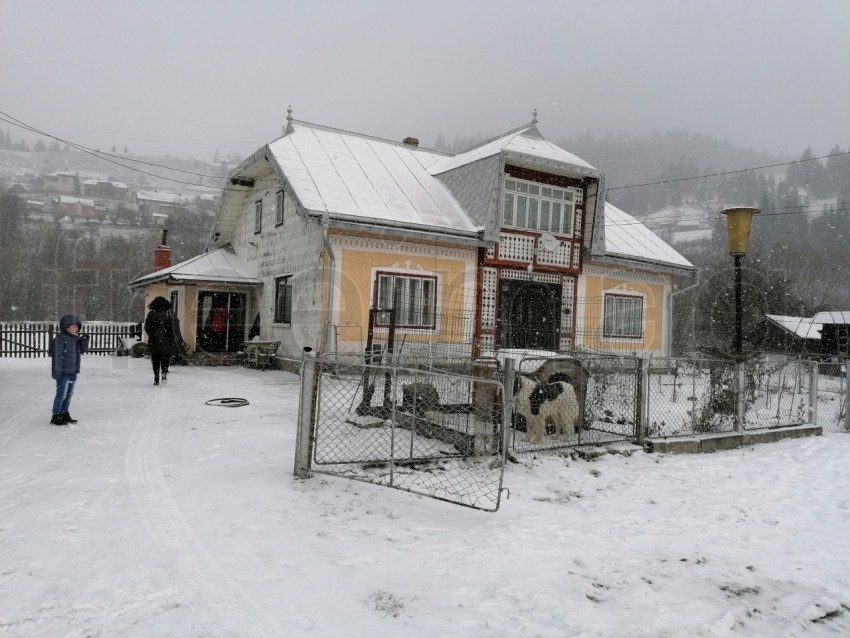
130;113;695;359
43;172;78;194
7;182;29;195
766;312;850;357
136;190;187;216
82;179;129;200
54;195;96;220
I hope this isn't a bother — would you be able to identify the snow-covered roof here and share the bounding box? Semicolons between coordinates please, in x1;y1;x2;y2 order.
83;179;128;188
56;195;94;206
429;125;598;176
602;202;694;270
671;229;714;244
137;190;185;204
765;315;823;340
812;311;850;324
265;121;480;235
129;246;261;288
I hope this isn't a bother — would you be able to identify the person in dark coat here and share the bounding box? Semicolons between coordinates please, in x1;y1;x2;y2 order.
144;296;177;385
50;314;89;425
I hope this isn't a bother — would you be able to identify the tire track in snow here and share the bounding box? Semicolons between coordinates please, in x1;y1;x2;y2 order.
125;397;283;637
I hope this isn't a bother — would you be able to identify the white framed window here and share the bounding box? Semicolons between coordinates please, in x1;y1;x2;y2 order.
503;177;576;236
274;275;292;324
254;199;262;234
374;272;437;329
603;294;644;339
275;190;284;226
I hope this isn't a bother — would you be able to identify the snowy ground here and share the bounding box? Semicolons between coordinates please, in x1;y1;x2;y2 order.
1;356;849;637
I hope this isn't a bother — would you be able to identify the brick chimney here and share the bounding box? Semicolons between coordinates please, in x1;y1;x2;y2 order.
153;229;172;271
402;137;419;147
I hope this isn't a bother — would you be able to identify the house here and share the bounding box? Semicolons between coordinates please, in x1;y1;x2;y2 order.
54;195;97;220
82;178;129;200
129;112;694;360
43;171;78;194
136;190;188;216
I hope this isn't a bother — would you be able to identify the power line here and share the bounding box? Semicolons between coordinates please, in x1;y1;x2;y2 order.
605;149;850;193
603;201;850;230
0;110;230;185
3;108;849;228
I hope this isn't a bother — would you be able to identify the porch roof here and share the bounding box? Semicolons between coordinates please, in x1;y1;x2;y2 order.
128;246;262;289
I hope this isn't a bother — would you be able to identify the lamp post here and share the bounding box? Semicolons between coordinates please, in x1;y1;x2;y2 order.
721;207;760;358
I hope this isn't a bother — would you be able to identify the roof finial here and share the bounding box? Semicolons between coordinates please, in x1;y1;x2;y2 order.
286;106;293;123
532;108;538;125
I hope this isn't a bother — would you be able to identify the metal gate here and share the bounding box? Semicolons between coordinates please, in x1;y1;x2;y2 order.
295;353;510;512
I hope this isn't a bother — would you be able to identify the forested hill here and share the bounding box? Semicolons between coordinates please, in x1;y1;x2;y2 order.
561;130;783;195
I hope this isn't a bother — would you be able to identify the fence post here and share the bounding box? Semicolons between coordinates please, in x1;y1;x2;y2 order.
501;358;516;456
294;350;318;478
808;360;818;427
636;357;649;446
735;361;746;434
845;358;850;432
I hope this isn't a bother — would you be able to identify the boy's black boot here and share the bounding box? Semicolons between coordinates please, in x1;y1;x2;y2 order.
50;414;68;426
61;412;78;423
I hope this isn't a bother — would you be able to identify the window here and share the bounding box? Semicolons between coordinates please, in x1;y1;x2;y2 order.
503;177;576;236
275;190;284;226
603;294;644;339
254;200;262;234
374;273;437;328
274;276;292;323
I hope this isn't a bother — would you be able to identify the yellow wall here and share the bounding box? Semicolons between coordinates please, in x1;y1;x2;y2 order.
334;243;475;346
579;267;668;353
141;284;199;348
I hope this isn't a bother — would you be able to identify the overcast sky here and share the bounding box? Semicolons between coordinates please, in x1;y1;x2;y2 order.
2;0;849;162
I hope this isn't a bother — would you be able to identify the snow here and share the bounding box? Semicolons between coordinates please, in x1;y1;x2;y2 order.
765;315;823;340
2;356;849;636
812;311;850;325
266;122;480;235
429;126;598;176
604;202;695;270
129;246;262;288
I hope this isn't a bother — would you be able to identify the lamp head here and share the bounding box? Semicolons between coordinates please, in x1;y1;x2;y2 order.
721;207;760;256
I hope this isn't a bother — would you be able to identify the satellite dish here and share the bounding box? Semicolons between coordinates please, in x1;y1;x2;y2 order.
539;233;559;252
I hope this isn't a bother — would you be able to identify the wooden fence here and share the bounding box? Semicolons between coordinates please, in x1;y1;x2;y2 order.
0;321;141;358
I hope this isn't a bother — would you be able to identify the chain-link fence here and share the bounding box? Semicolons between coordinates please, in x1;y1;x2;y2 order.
816;358;849;433
646;357;821;437
646;358;738;437
292;349;841;510
298;353;508;511
504;354;640;454
743;359;813;430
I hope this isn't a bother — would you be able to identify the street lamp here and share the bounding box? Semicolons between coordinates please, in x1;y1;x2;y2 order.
721;207;760;357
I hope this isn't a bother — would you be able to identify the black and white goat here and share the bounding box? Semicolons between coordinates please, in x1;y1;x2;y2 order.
514;375;580;443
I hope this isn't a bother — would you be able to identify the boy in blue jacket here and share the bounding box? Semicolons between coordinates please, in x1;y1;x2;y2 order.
50;314;90;426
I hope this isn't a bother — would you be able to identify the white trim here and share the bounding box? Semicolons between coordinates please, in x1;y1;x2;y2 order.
583;263;668;285
330;234;472;261
369;266;442;332
601;289;647;342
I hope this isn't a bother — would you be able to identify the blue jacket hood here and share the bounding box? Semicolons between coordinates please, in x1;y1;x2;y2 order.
59;314;82;331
